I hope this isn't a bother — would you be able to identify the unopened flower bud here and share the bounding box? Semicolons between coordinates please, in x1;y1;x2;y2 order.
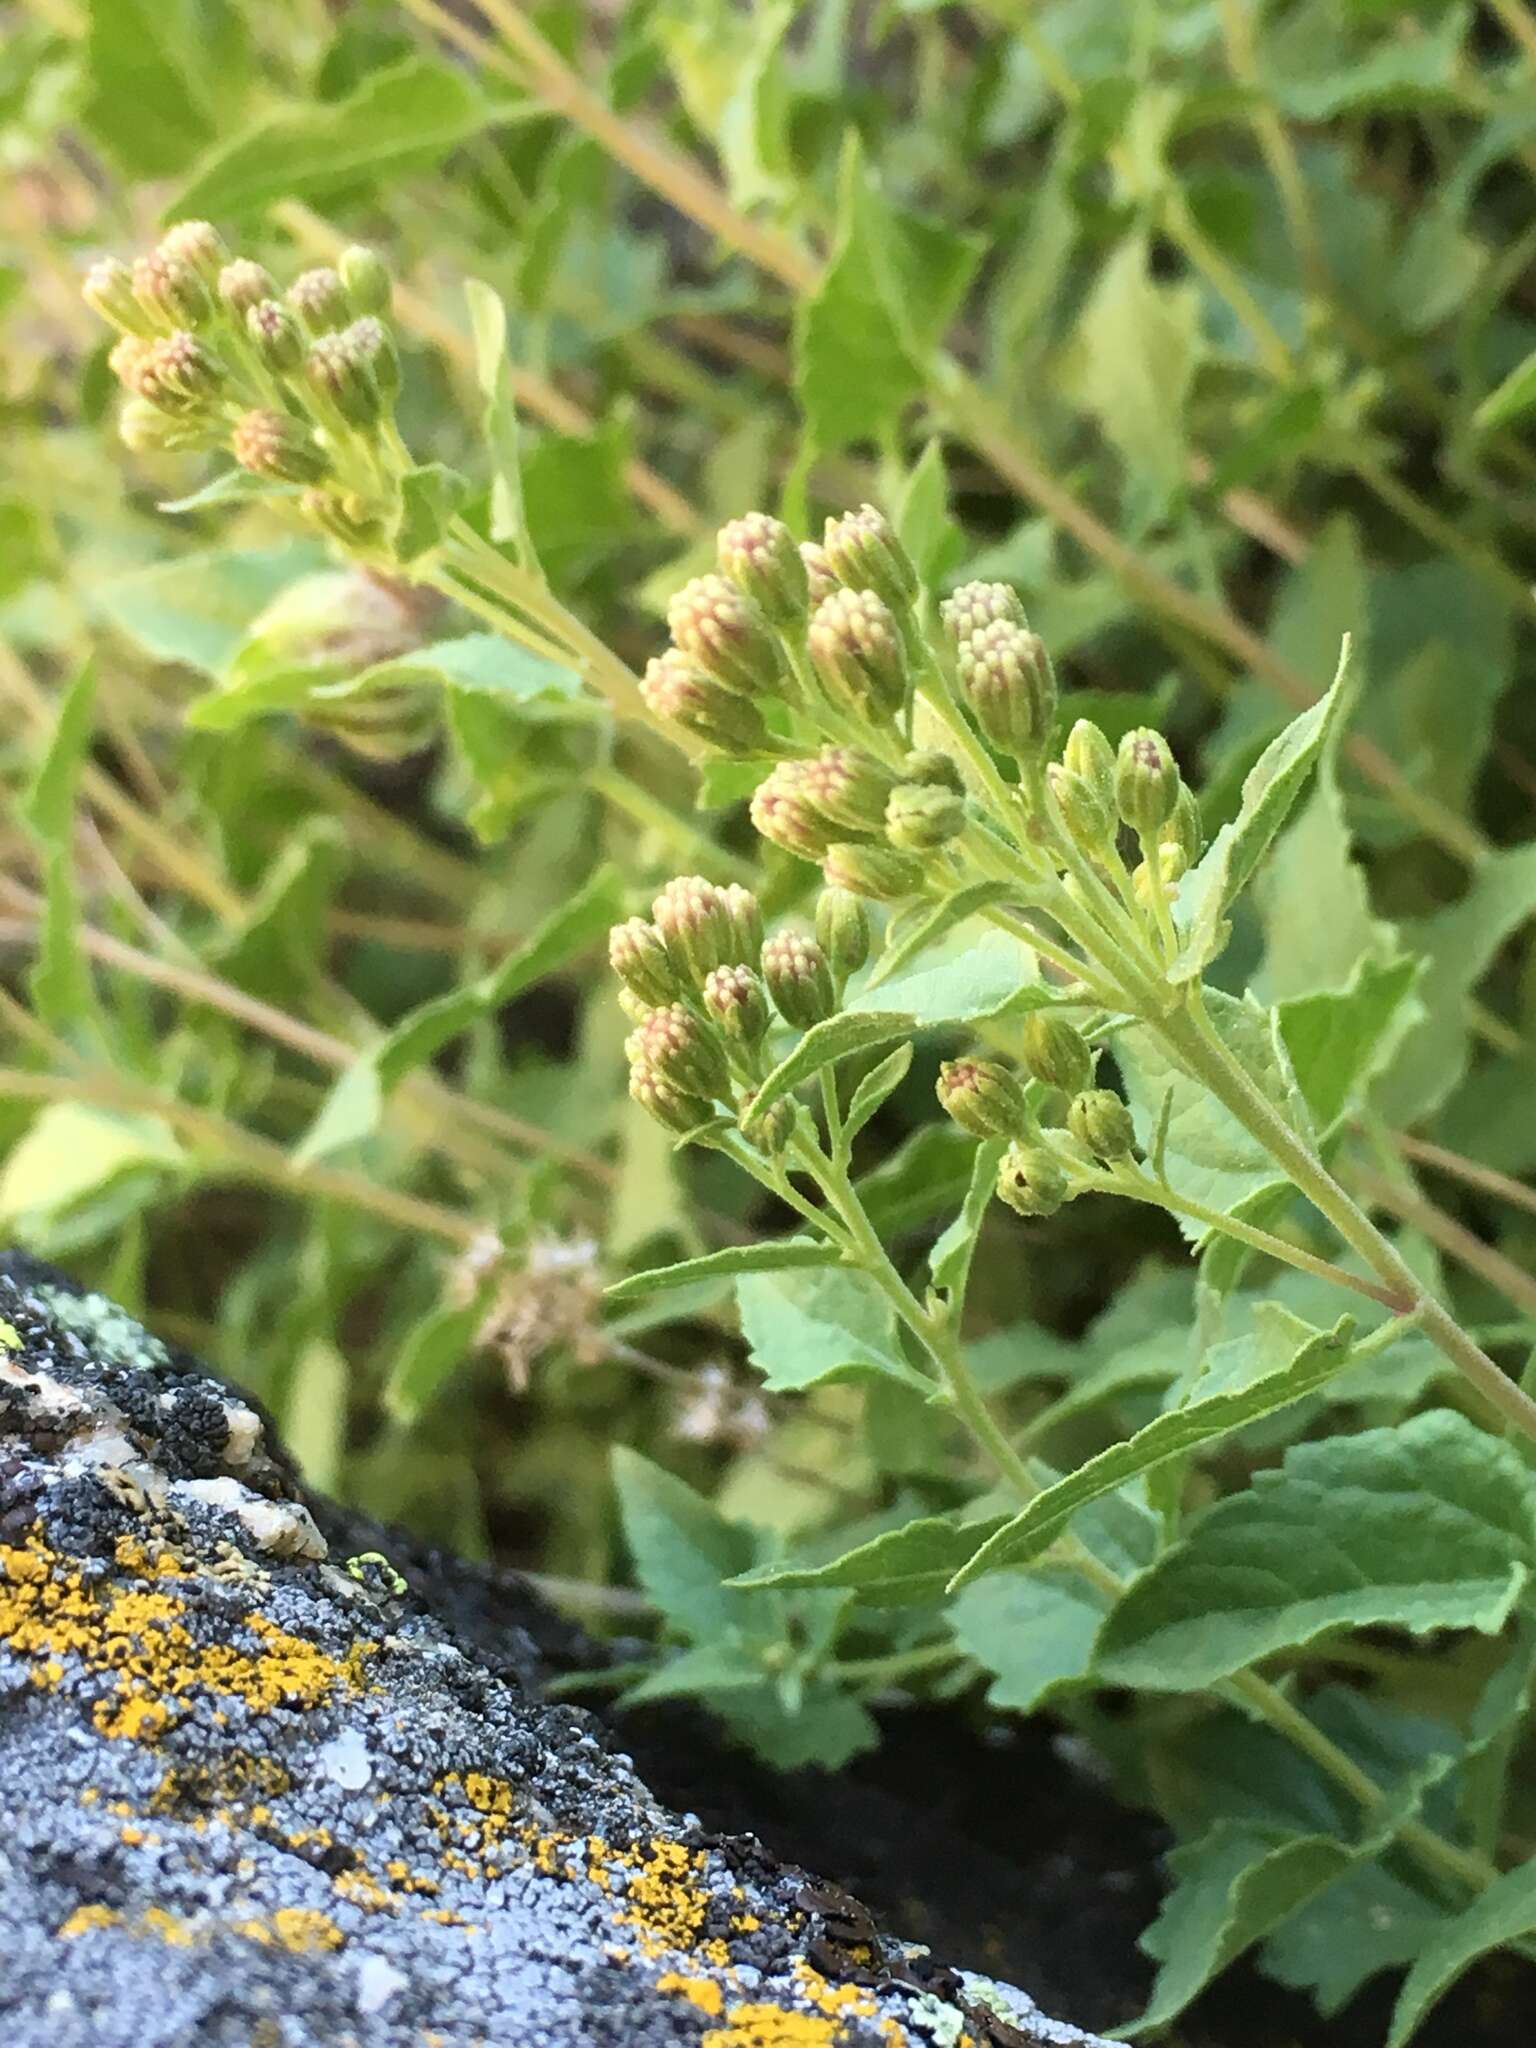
641;650;771;756
822;503;918;613
750;762;837;861
900;748;965;795
218;258;275;315
740;1090;796;1154
300;487;388;551
306;331;383;427
761;931;835;1030
83;256;153;335
288;266;350;334
617;987;653;1026
1067;1088;1136;1162
1163;784;1203;868
118;397;217;455
1046;763;1113;856
822;840;925;903
996;1143;1070;1218
630;1064;714;1136
940;580;1026;644
609;918;679;1008
1116;727;1180;837
131;331;223;413
1063;718;1116;811
158;220;227;286
717;513;808;627
703;963;769;1046
815;888;871;980
231;407;329;484
937;1058;1031;1140
955;620;1057;763
886;781;964;852
339;243;391;316
1020;1013;1093;1097
248;299;304;374
722;884;764;966
343;315;400;403
132;251;212;330
652;876;737;986
800;745;899;836
807;588;908;718
108;334;153;390
667;573;784;696
800;540;838;608
625;1003;729;1100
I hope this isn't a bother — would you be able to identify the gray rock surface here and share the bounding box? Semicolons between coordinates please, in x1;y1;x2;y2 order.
0;1251;1111;2048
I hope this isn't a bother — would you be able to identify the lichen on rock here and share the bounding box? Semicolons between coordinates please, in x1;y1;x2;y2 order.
0;1251;1109;2048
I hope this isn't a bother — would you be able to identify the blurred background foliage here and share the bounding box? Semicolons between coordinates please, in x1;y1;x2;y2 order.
2;0;1536;1737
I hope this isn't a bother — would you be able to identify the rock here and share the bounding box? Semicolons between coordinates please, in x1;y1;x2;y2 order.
0;1252;1111;2048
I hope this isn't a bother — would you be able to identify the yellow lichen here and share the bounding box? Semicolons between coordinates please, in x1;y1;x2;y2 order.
658;1973;726;2018
58;1904;122;1939
234;1908;345;1954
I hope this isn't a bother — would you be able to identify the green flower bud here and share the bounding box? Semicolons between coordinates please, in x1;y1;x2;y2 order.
1067;1088;1136;1163
821;503;918;613
996;1142;1070;1219
342;315;400;403
717;513;809;627
248;299;305;374
300;487;388;552
158;220;227;287
667;573;784;696
740;1090;796;1154
821;840;925;903
339;243;392;317
1116;727;1180;837
288;265;350;335
936;1058;1031;1140
131;251;213;331
231;407;329;484
940;580;1026;644
609;917;680;1008
306;331;383;428
1062;718;1116;812
130;331;223;413
625;1002;729;1100
651;875;738;986
900;748;965;795
800;540;838;608
800;744;900;836
641;650;772;756
761;930;836;1030
749;762;837;861
118;397;218;455
1020;1013;1094;1097
703;963;770;1046
630;1064;714;1137
815;887;871;980
955;620;1057;764
218;258;275;315
1163;784;1203;868
83;256;154;335
1045;762;1114;857
886;781;964;852
807;588;908;719
722;883;764;966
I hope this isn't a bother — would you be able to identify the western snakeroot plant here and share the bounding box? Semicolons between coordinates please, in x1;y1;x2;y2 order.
83;227;1536;2041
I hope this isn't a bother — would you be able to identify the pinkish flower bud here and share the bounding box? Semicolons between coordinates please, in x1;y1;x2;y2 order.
749;762;837;861
640;650;772;756
821;840;924;903
219;258;276;315
305;331;383;428
722;883;764;966
940;580;1026;644
822;503;918;613
609;918;680;1008
158;220;227;285
651;875;738;986
288;265;350;334
130;331;223;413
132;251;213;331
954;620;1057;764
624;1002;729;1100
703;963;769;1046
806;587;908;719
248;298;305;374
937;1058;1032;1140
799;744;900;836
83;256;153;335
760;930;836;1030
717;513;809;627
630;1064;714;1136
231;408;329;484
667;573;784;696
800;540;838;608
1116;727;1181;837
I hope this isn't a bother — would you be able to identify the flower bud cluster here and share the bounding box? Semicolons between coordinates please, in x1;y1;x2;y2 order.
83;222;404;557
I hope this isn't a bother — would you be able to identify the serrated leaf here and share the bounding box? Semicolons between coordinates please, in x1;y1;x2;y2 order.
605;1237;839;1305
1387;1859;1536;2046
1173;638;1357;980
736;1266;930;1392
612;1446;755;1641
1097;1411;1536;1691
929;1137;1005;1303
951;1314;1357;1589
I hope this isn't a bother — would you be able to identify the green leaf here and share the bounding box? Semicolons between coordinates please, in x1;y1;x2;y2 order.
1097;1411;1536;1692
1277;953;1421;1131
1387;1859;1536;2046
743;1013;916;1135
612;1446;755;1641
22;665;100;1039
929;1138;1005;1303
383;1301;485;1424
158;470;296;515
168;56;505;220
736;1266;930;1392
848;925;1048;1026
951;1313;1357;1589
949;1566;1107;1713
464;279;535;564
894;438;963;586
1173;637;1357;980
93;544;326;675
23;660;94;847
843;1043;914;1145
605;1237;839;1305
732;1512;1006;1604
1474;345;1536;433
859;883;1014;990
1072;235;1202;527
82;0;248;178
208;820;346;1002
395;463;470;564
0;1103;184;1231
